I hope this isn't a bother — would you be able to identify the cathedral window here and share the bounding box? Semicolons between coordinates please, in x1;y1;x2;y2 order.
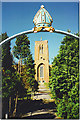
40;65;44;78
39;45;41;54
42;45;43;54
39;45;43;54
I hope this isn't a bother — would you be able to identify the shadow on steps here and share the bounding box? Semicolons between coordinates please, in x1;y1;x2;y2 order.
15;99;57;119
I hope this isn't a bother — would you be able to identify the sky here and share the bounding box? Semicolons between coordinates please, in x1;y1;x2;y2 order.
2;2;79;64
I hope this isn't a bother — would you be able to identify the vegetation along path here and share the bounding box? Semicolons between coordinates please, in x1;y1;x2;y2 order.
17;83;57;119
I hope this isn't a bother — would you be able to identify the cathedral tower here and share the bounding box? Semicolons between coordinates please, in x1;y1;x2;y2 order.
35;39;49;83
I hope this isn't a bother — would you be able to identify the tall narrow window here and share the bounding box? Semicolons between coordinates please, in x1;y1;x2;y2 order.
40;65;44;78
39;45;41;54
42;45;43;54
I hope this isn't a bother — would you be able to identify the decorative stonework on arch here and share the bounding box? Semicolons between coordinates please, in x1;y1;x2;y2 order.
33;5;53;28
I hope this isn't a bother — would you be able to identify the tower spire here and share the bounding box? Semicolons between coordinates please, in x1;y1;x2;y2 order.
41;37;42;41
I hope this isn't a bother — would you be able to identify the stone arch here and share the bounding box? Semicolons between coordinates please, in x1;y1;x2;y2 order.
37;63;45;83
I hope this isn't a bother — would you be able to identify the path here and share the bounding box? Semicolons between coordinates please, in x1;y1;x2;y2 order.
32;83;51;100
18;83;57;119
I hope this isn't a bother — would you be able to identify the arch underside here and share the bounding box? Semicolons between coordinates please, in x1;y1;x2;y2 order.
37;63;44;83
35;60;49;83
0;28;79;46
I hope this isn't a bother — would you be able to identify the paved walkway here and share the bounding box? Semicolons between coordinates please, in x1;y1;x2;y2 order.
32;83;51;100
18;83;57;119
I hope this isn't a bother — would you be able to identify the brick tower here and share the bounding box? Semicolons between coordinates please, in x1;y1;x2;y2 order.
35;39;49;83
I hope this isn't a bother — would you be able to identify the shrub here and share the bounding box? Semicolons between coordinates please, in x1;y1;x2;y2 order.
49;34;79;119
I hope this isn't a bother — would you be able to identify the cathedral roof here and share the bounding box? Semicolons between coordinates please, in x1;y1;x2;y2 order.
33;5;53;28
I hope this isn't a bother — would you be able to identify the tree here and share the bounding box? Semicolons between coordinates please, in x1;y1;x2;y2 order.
2;67;27;118
13;35;38;92
2;33;13;70
13;34;30;60
23;54;38;92
1;32;13;117
49;34;79;119
1;33;27;118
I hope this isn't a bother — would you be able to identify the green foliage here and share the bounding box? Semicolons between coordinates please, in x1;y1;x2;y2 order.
24;54;38;90
1;32;13;99
13;35;38;92
2;68;26;98
13;34;30;59
1;33;27;117
1;33;13;70
49;34;79;119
